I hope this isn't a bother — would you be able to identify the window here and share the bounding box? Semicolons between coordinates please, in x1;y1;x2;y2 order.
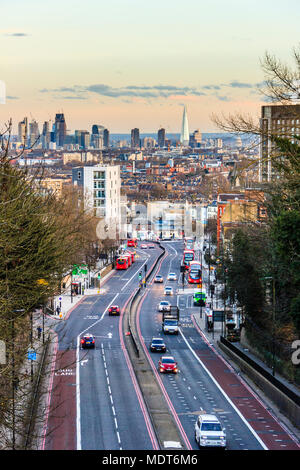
93;171;105;180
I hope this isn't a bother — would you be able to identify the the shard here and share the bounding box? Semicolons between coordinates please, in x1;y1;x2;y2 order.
180;105;189;146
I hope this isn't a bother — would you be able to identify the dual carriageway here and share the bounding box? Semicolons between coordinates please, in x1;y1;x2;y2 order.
41;240;300;451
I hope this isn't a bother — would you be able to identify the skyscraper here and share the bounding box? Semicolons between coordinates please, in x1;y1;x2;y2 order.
55;113;67;148
103;128;109;148
180;105;189;147
29;119;40;147
158;128;166;148
18;117;28;147
131;128;140;148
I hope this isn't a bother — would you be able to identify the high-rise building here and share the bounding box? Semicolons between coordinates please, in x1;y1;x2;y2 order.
103;128;109;148
55;113;67;148
180;105;189;146
72;165;121;236
29;119;40;147
18;117;28;147
41;120;51;149
259;104;300;182
158;128;166;148
131;128;140;148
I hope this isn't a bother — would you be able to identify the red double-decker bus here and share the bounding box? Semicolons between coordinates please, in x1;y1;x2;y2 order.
182;249;195;270
125;251;135;263
127;238;137;247
116;256;130;270
188;261;202;284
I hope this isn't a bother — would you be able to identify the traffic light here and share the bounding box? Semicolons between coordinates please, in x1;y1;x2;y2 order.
139;272;142;280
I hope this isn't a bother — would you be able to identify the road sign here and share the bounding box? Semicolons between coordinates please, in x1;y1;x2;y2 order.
27;349;37;361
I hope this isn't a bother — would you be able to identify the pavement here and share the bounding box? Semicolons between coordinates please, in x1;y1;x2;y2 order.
50;263;115;320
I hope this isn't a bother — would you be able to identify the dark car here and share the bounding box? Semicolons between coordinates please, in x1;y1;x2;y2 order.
158;356;178;373
150;337;166;353
81;333;95;349
109;305;120;316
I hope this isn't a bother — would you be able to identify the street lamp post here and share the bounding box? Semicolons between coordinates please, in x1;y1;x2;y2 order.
261;276;276;376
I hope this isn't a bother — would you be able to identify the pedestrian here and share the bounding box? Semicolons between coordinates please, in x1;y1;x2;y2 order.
37;326;42;339
56;306;60;315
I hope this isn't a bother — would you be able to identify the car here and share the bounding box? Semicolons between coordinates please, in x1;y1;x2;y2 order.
80;333;95;349
158;356;178;373
195;414;226;449
148;244;155;249
158;301;171;312
154;275;164;283
108;305;120;316
167;272;177;281
140;244;148;249
150;337;166;353
164;286;173;295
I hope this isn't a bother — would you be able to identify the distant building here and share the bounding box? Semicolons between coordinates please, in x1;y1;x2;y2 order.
75;130;90;149
29;119;40;147
158;128;166;148
103;128;109;148
55;113;67;148
180;105;189;147
190;129;202;147
18;117;28;146
131;128;140;148
143;137;156;149
259;104;300;182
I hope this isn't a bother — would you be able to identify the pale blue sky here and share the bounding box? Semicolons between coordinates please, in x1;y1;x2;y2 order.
1;0;300;132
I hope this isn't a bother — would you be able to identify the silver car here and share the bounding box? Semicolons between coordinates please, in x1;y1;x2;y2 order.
195;414;226;449
164;286;173;296
167;273;177;281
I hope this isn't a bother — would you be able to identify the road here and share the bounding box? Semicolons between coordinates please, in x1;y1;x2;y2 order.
42;244;161;450
136;240;300;451
42;239;299;451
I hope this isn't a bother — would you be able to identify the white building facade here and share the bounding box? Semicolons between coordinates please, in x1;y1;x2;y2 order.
72;165;121;238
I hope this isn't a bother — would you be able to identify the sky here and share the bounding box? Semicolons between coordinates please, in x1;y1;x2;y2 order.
1;0;300;134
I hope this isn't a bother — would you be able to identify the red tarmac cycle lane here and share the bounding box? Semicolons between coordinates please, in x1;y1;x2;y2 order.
192;317;300;450
44;350;77;450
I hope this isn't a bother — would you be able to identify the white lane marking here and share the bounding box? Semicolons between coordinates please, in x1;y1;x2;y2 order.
121;254;150;291
179;328;268;450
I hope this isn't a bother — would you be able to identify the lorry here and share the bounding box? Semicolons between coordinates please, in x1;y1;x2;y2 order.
162;306;180;335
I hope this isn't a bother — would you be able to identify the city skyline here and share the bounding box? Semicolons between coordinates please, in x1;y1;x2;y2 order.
1;0;300;132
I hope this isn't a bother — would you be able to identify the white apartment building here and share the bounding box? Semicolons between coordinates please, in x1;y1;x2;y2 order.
72;165;121;237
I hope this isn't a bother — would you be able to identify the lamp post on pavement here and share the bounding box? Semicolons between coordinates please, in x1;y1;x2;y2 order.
260;276;276;376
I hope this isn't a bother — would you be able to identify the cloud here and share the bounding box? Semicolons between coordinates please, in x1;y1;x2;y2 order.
40;83;206;100
226;81;254;89
5;32;29;37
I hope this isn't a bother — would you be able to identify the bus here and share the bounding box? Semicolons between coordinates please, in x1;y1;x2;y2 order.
125;251;135;263
185;238;194;250
127;238;138;248
182;249;195;270
116;256;130;270
188;261;202;284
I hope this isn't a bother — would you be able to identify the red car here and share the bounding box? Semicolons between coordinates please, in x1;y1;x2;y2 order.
108;305;120;316
158;356;178;374
81;334;95;349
